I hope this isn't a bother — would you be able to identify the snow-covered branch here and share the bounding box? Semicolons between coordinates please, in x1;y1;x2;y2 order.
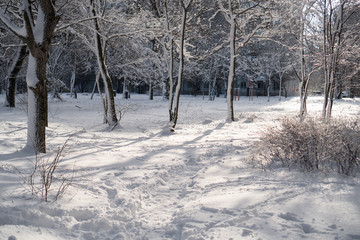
0;11;26;38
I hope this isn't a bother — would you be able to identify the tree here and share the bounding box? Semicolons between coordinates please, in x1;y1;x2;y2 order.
340;4;360;97
157;0;177;120
47;34;73;100
321;0;359;119
68;0;120;125
5;44;28;107
0;0;61;153
169;0;193;129
90;0;118;125
275;0;321;118
215;0;272;121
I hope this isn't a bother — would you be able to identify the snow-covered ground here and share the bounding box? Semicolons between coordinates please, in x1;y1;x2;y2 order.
0;93;359;240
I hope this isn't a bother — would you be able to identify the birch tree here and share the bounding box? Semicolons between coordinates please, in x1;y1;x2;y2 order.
0;0;60;153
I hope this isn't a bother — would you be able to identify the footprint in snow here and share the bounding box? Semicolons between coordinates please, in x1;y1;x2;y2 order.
278;212;302;222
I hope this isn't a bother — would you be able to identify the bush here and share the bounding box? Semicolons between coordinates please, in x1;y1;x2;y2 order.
25;138;74;202
253;117;360;176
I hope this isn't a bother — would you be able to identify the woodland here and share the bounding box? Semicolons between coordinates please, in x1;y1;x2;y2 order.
0;0;359;153
1;1;360;239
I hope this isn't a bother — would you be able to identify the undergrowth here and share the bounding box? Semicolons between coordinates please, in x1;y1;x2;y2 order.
252;117;360;176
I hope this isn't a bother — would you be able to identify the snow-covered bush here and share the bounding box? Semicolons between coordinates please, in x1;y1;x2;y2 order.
253;117;360;176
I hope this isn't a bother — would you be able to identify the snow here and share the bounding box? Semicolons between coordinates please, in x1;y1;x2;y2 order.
0;12;27;39
25;55;38;150
34;7;45;44
0;93;360;240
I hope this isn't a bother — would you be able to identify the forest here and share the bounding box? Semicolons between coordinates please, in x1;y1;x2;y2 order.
1;0;359;152
0;1;360;240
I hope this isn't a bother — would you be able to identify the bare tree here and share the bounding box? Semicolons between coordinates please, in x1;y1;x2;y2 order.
90;0;118;125
321;0;357;119
5;44;28;107
169;0;193;129
66;0;121;125
163;0;176;118
215;0;271;121
0;1;61;153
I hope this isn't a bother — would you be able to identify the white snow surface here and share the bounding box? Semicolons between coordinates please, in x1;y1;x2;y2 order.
0;93;360;240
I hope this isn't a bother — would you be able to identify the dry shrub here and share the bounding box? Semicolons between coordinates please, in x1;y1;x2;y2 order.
253;117;360;176
25;138;74;202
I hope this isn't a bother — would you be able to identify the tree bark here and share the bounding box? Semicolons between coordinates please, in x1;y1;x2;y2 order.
91;0;118;125
27;54;48;153
322;0;330;119
322;0;344;120
149;79;154;100
170;1;192;128
6;45;28;108
70;54;76;98
299;2;308;119
163;1;175;121
22;1;60;153
226;16;236;121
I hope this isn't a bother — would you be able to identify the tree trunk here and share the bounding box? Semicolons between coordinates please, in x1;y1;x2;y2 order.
170;3;189;128
26;54;48;153
226;17;236;121
95;71;107;123
0;1;59;153
168;39;175;121
24;1;60;153
322;0;344;120
149;79;154;100
70;54;76;98
91;0;118;125
322;0;330;119
279;75;282;101
326;69;336;118
6;45;28;108
163;1;175;121
299;3;308;119
267;76;271;102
